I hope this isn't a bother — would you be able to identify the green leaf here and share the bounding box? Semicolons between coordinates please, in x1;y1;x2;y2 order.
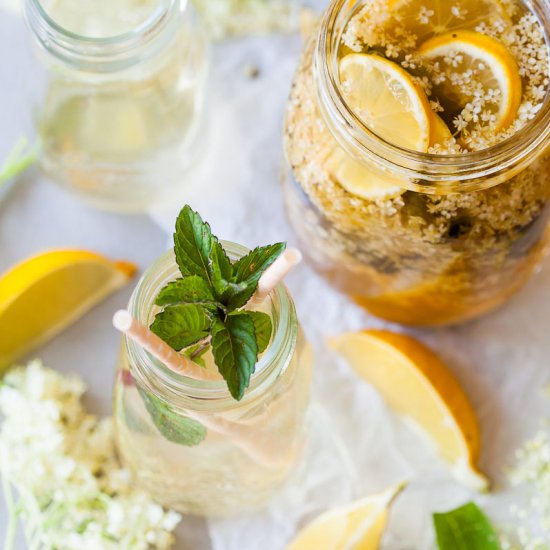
0;138;36;189
211;314;258;401
138;386;206;446
174;206;215;283
233;243;286;283
150;304;211;351
227;243;286;309
183;342;210;368
154;276;217;307
245;311;272;353
434;503;501;550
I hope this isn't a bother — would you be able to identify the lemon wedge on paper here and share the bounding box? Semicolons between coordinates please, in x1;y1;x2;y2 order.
329;330;488;491
286;482;406;550
0;250;136;370
419;31;522;133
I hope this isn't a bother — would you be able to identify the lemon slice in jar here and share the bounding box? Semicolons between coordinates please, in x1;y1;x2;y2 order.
324;148;407;200
391;0;512;44
328;53;433;199
429;111;454;148
286;482;406;550
418;31;522;133
340;53;432;151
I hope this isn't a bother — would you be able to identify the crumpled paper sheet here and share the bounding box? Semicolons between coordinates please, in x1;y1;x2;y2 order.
150;30;550;550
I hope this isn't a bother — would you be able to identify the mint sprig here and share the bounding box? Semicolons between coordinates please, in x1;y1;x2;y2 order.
433;502;501;550
151;205;286;401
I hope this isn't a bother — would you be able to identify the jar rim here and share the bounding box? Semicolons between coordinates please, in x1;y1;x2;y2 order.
25;0;183;71
315;0;550;189
125;243;299;412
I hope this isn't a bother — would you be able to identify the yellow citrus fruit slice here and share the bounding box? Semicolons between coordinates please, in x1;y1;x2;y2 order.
0;250;136;370
329;330;489;491
429;110;454;148
324;147;406;200
418;31;522;133
391;0;511;44
339;53;432;152
286;482;406;550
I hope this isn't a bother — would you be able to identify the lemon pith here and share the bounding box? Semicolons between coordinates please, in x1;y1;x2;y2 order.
329;330;488;491
0;250;136;369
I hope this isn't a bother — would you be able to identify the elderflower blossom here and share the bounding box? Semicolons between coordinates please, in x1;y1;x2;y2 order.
191;0;299;40
0;360;181;550
500;426;550;550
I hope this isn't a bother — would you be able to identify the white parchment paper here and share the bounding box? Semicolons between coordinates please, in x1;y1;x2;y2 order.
150;30;550;550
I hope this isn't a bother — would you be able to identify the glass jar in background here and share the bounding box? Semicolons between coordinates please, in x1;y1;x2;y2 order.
283;0;550;326
25;0;208;212
113;244;312;516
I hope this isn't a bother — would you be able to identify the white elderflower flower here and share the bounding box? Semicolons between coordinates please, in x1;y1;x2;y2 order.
0;360;181;550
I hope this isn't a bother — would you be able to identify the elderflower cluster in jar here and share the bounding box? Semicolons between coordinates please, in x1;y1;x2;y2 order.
283;0;550;326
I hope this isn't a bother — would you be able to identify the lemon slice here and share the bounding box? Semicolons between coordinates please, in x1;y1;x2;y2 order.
419;31;522;133
429;111;454;148
329;330;489;491
391;0;511;44
0;250;136;370
339;53;432;152
286;482;406;550
324;147;406;200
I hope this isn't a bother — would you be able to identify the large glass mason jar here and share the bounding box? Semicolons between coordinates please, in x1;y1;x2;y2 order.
283;0;550;326
25;0;207;212
113;244;312;516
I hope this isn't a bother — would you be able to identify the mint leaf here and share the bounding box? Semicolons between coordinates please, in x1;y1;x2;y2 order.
174;205;214;283
434;503;501;550
227;243;286;309
138;386;206;446
211;314;258;400
151;304;211;351
183;342;210;368
210;238;233;283
245;311;272;353
155;276;218;307
233;243;286;283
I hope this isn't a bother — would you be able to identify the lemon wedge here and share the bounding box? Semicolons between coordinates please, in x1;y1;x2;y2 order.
286;482;406;550
419;31;522;133
329;330;488;491
0;250;136;370
391;0;511;44
339;53;432;152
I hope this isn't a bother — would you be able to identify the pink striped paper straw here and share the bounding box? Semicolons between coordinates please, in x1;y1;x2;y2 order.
113;310;209;380
249;248;303;306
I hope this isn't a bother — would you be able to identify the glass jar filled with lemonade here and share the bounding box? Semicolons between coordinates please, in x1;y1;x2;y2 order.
25;0;208;212
113;209;312;516
284;0;550;326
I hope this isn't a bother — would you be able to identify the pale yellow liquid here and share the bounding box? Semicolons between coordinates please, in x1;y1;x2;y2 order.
42;0;162;37
37;0;207;211
113;303;312;516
